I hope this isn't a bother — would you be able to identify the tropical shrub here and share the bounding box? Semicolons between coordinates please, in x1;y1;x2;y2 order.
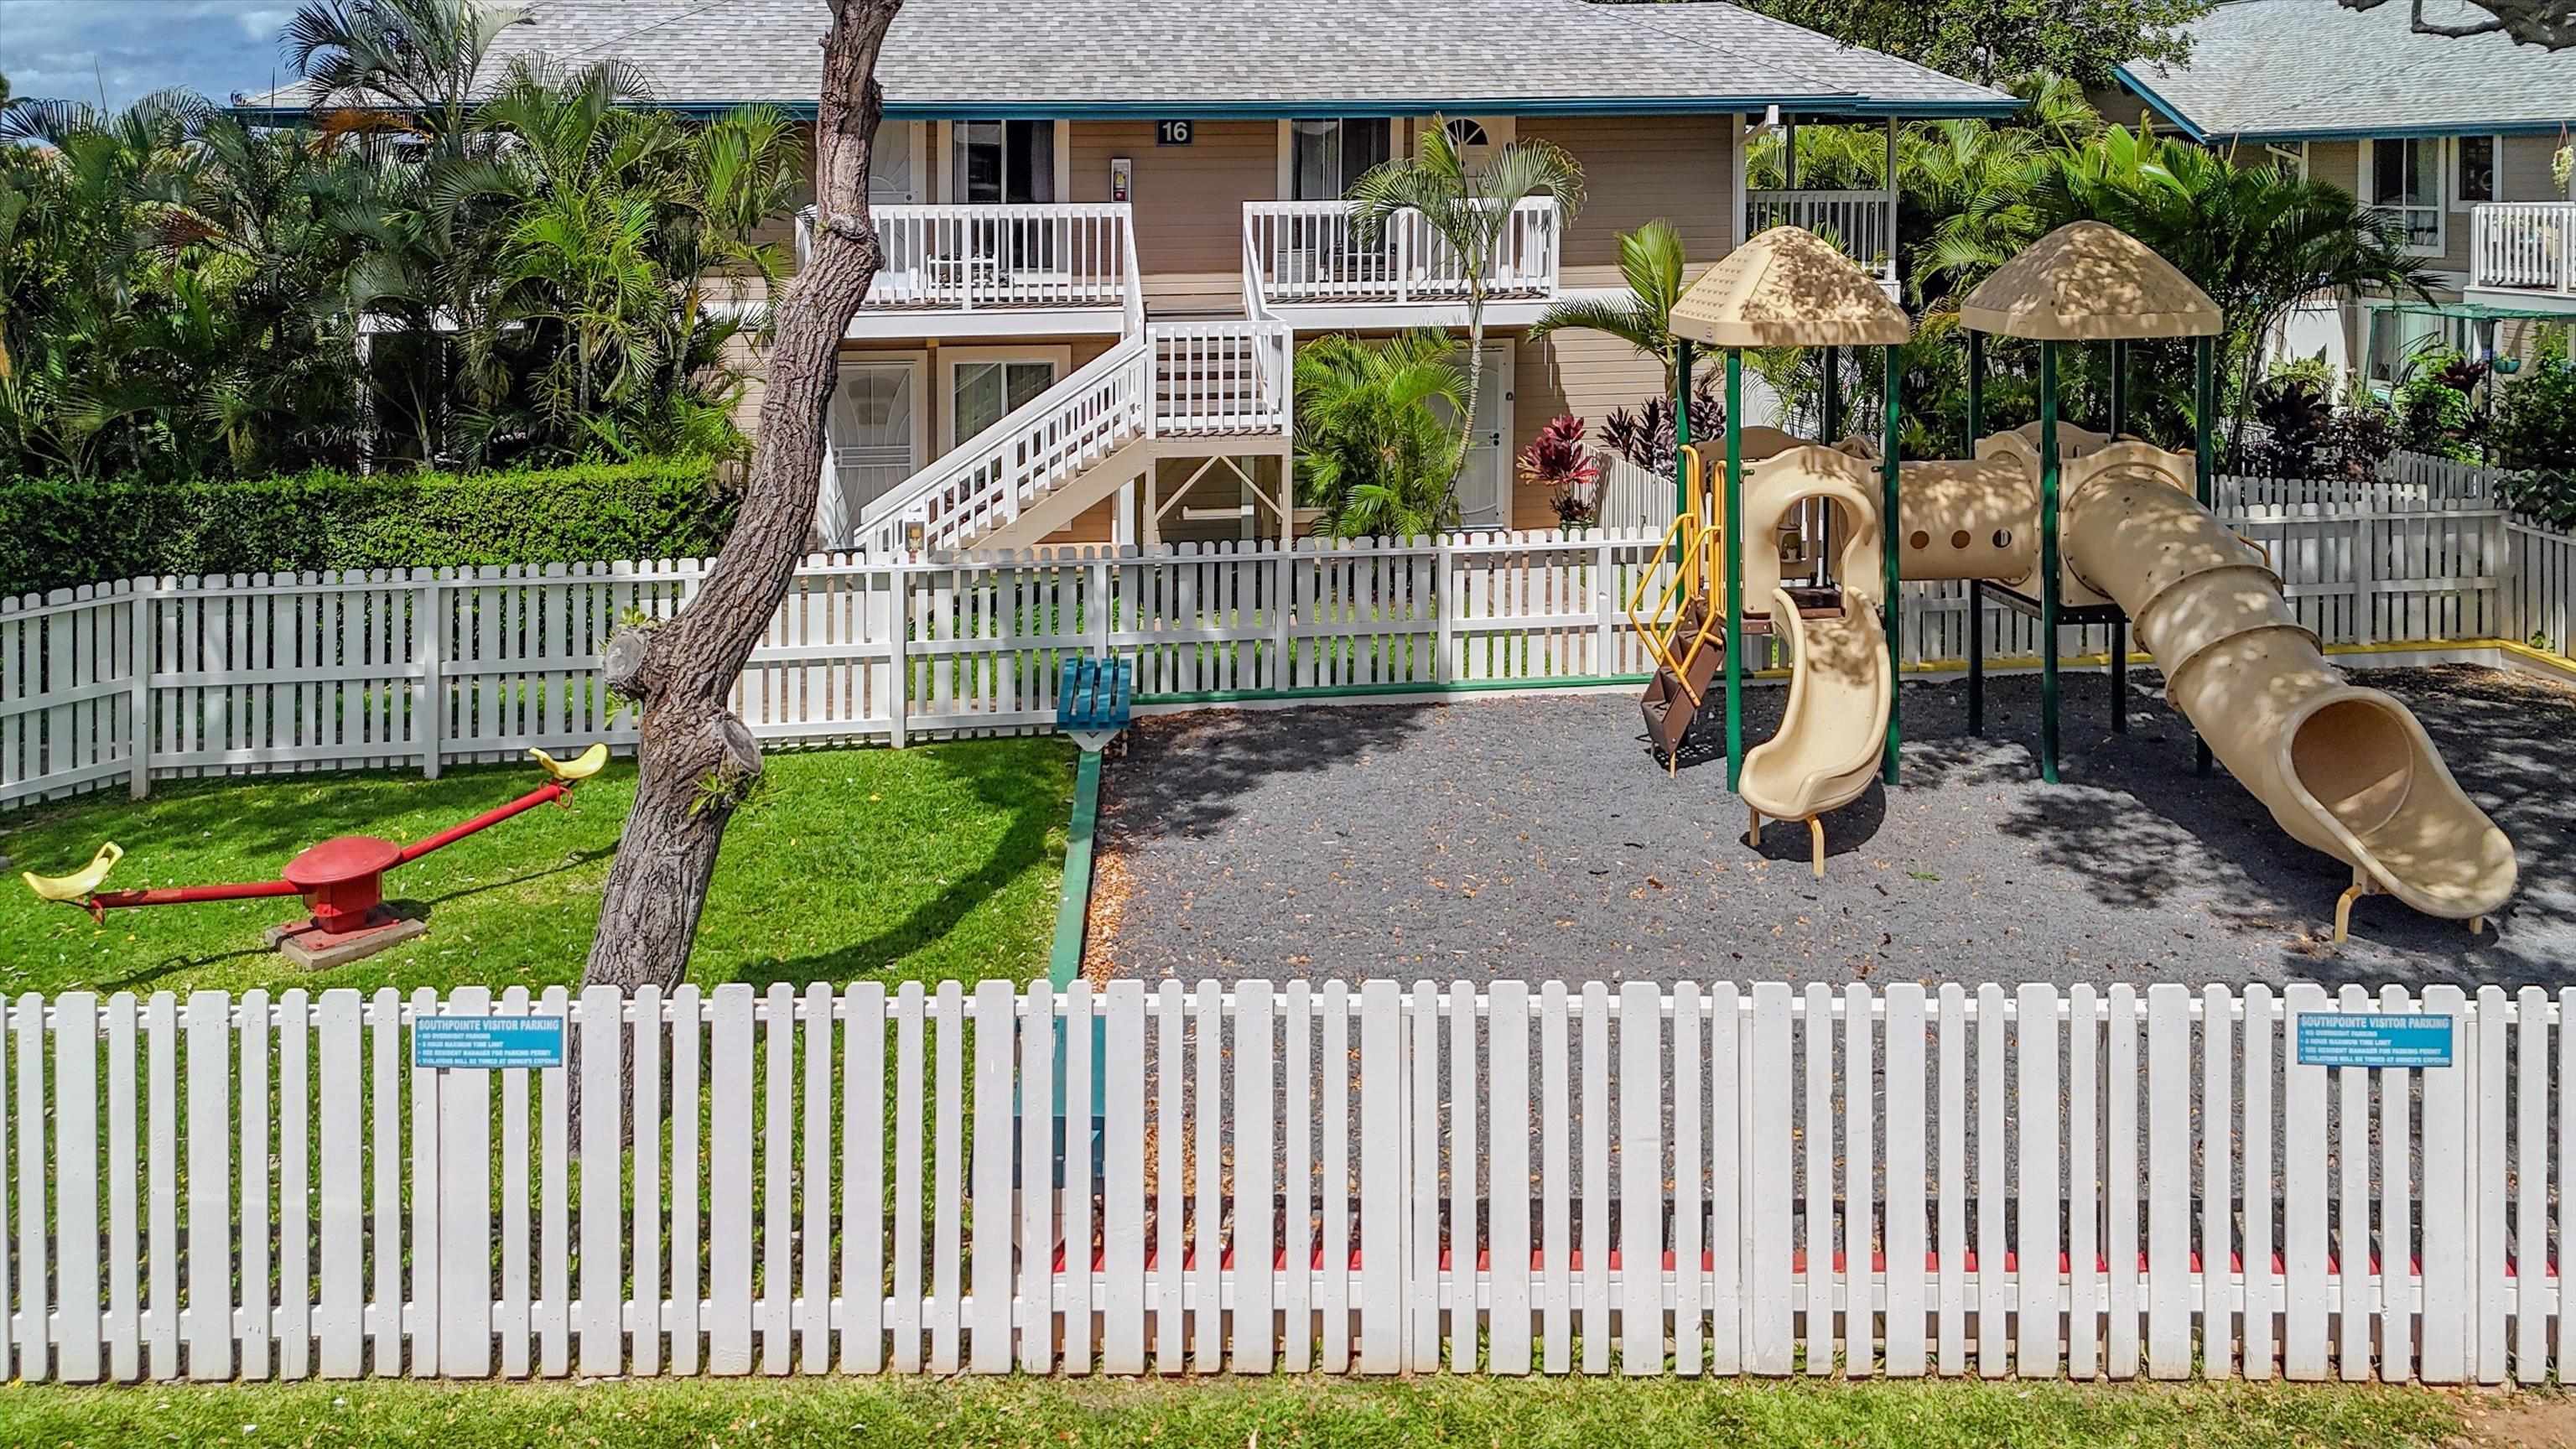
1601;375;1726;475
2491;351;2576;526
1292;331;1466;538
1515;414;1602;527
2392;349;2486;461
0;456;735;594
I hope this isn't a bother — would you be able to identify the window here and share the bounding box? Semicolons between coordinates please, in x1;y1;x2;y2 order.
2453;135;2498;210
1291;117;1392;200
2367;137;2442;253
943;348;1070;447
2366;307;2466;391
1443;117;1491;148
951;120;1057;204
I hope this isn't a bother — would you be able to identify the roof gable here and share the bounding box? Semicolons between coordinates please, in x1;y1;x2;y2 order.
2119;0;2576;140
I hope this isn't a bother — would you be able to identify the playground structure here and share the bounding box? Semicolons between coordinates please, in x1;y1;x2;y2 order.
1629;221;2518;937
20;744;610;967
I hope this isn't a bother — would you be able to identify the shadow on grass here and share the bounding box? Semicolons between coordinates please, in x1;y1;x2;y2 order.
735;740;1072;989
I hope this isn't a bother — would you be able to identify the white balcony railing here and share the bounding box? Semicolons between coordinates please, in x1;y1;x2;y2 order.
1746;189;1897;280
1242;198;1560;307
2471;201;2576;298
797;202;1140;314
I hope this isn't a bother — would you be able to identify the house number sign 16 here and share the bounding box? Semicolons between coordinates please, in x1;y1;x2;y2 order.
1156;119;1193;146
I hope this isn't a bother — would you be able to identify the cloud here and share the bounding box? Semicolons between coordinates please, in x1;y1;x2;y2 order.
1;1;299;107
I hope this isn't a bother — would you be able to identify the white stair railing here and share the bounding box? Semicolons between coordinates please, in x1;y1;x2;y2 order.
847;321;1293;558
849;334;1153;558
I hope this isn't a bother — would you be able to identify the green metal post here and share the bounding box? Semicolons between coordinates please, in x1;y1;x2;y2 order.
1965;330;1984;454
2038;340;2062;784
1881;345;1902;783
1673;339;1696;521
1724;348;1746;792
2110;337;2128;438
1966;329;1985;735
2193;333;2216;776
2107;336;2129;735
1821;345;1842;444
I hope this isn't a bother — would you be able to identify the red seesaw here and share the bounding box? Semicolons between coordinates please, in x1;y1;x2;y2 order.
20;744;610;968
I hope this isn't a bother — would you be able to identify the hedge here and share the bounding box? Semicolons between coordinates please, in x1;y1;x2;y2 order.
1;458;737;596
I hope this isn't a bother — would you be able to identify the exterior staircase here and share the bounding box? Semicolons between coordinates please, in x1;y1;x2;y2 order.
844;321;1292;558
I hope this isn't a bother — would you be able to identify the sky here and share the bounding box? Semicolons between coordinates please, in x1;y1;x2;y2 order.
1;1;303;110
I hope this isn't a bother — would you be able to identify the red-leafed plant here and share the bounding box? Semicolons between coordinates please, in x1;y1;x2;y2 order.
1516;413;1601;527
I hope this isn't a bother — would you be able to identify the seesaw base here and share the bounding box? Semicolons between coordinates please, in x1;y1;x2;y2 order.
265;908;428;969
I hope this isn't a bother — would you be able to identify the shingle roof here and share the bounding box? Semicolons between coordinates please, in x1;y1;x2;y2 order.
2119;0;2576;140
235;0;2013;117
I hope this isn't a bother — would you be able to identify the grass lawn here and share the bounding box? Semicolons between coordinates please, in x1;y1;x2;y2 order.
0;738;1074;999
0;1373;2501;1448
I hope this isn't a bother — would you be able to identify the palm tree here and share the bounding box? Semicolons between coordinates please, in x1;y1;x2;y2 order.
1345;117;1583;501
1294;330;1467;538
285;0;530;148
2035;126;2429;445
1529;220;1686;392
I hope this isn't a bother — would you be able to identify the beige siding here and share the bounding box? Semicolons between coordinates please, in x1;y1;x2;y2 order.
1070;120;1280;314
1521;114;1737;291
1510;330;1665;531
2306;140;2362;195
2502;134;2570;202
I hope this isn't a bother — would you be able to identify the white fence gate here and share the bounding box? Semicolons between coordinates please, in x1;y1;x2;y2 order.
0;980;2561;1384
0;457;2556;813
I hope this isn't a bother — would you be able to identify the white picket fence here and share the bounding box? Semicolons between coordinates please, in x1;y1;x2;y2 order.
0;465;2552;813
0;979;2563;1384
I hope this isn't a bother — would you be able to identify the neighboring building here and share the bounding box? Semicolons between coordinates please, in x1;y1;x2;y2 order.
2112;0;2576;389
249;0;2011;549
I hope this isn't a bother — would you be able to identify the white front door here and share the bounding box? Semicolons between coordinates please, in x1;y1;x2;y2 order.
823;357;924;538
1452;342;1513;530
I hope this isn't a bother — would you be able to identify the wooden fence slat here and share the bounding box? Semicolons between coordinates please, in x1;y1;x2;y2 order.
1062;980;1096;1375
184;990;231;1381
1102;980;1146;1374
1540;981;1571;1375
2106;985;2139;1379
2243;986;2277;1380
2147;984;2192;1379
1711;982;1743;1376
439;987;492;1378
1882;985;1925;1377
1803;983;1834;1376
1239;979;1277;1374
1154;982;1184;1374
1936;984;1966;1378
2344;983;2381;1384
1748;983;1793;1374
55;994;101;1383
1975;984;2007;1379
1321;982;1351;1374
842;983;883;1375
2475;985;2509;1384
1358;980;1403;1374
1581;982;1612;1376
579;985;624;1377
497;989;531;1379
2066;985;2099;1380
317;992;362;1379
1671;983;1704;1377
1018;980;1055;1375
1196;980;1226;1374
408;986;440;1379
2018;984;2060;1379
2382;983;2416;1386
970;979;1015;1373
1620;981;1663;1375
2283;983;2330;1379
927;982;963;1374
2199;986;2232;1381
537;986;571;1378
634;985;667;1379
106;993;143;1383
709;984;756;1375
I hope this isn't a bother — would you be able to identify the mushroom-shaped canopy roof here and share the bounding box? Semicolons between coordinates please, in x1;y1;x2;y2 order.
1959;221;2221;340
1670;226;1911;349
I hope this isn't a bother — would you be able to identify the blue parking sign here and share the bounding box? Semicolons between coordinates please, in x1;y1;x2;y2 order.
413;1015;567;1069
2295;1012;2454;1069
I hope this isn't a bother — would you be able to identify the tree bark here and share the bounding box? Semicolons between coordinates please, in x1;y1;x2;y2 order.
581;0;904;994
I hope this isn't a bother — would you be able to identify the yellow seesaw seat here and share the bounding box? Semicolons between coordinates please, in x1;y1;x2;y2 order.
23;843;122;903
528;743;610;784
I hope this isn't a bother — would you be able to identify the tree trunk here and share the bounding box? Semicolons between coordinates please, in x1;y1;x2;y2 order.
581;0;905;995
1453;276;1487;525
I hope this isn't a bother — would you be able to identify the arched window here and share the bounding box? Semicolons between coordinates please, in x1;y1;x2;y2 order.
1443;117;1490;149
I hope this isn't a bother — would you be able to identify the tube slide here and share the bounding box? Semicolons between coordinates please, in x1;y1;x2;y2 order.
1739;584;1891;875
2059;443;2516;926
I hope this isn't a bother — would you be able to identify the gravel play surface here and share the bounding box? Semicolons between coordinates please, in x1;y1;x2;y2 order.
1092;664;2573;992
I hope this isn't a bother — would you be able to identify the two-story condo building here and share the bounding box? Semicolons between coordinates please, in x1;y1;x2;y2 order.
257;0;2012;552
2111;0;2576;387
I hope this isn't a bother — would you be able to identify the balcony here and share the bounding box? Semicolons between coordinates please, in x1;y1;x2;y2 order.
1240;198;1560;325
2469;202;2576;314
797;202;1142;337
1744;189;1898;293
